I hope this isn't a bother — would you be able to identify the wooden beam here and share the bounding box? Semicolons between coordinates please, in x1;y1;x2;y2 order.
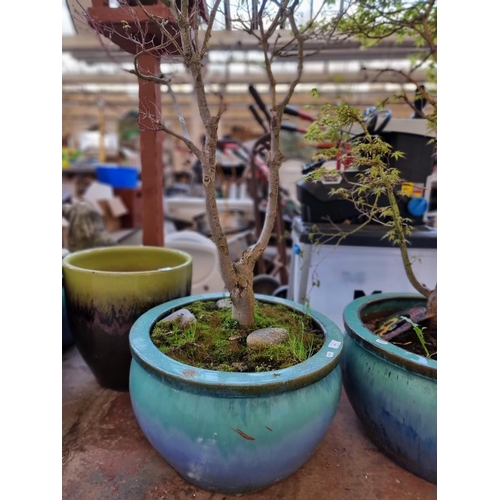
137;53;164;247
62;69;431;86
63;32;424;60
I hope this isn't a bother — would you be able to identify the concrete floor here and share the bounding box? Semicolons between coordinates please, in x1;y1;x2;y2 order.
62;345;437;500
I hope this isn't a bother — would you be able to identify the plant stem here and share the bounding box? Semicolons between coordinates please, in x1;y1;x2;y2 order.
402;317;430;358
385;185;430;298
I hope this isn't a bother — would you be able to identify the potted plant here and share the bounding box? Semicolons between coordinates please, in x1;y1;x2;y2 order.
302;0;437;483
82;0;347;494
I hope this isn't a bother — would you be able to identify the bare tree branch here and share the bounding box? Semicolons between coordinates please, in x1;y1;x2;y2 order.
136;0;184;55
165;81;192;139
200;0;224;58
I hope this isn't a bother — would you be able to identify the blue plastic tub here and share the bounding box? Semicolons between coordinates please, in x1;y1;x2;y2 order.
95;165;139;188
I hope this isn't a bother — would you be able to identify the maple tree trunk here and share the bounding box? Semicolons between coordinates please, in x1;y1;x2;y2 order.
230;285;256;328
228;261;256;327
426;285;437;333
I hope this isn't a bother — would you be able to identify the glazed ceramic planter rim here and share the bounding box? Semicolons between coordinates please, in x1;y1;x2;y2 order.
130;292;344;396
343;292;437;379
62;245;192;276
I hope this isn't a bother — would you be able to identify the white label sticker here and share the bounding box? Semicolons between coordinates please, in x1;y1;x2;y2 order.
376;339;389;345
329;340;341;349
326;351;334;358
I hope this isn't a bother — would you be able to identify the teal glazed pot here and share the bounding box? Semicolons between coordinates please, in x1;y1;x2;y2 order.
342;293;437;483
62;246;192;391
129;293;344;494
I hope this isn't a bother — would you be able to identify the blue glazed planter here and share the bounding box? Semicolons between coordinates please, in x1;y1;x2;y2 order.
129;293;344;494
342;293;437;483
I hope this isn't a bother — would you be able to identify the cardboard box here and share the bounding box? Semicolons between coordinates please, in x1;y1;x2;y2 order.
96;197;129;233
106;196;129;218
82;181;114;215
113;187;142;228
81;181;129;233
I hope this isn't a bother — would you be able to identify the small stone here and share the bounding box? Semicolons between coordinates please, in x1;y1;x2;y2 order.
216;298;232;309
157;308;196;327
247;328;288;349
231;362;248;372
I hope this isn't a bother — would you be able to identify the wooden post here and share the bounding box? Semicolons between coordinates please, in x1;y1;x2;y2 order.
138;53;164;247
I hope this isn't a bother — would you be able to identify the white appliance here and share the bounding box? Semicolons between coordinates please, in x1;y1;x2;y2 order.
164;231;226;295
287;218;437;330
164;197;255;228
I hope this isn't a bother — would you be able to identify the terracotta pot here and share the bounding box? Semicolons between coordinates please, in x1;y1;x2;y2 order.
62;246;192;391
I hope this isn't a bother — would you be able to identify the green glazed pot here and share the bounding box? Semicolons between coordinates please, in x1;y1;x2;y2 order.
62;284;74;351
62;246;192;391
342;293;437;483
129;293;344;494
